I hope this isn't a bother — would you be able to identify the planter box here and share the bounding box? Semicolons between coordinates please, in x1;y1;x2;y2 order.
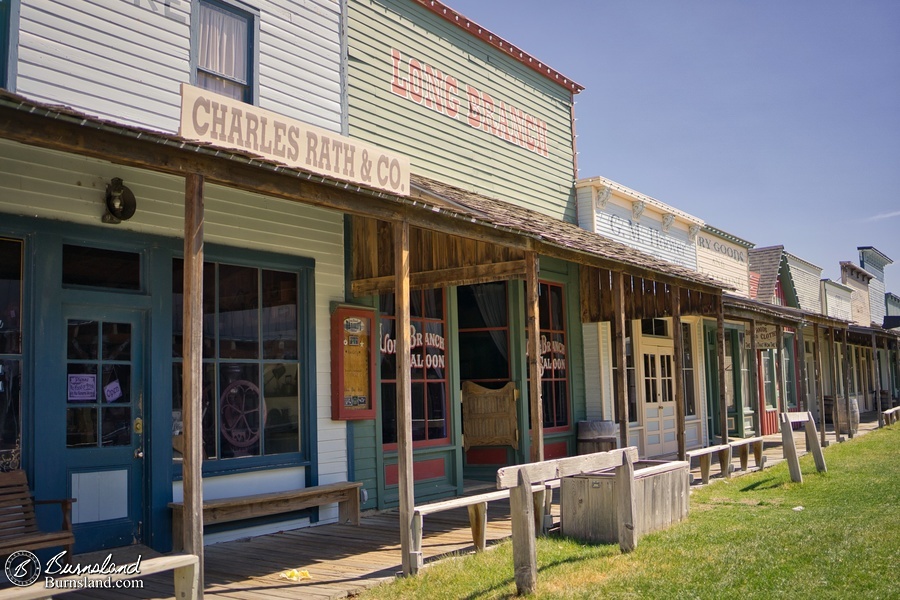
560;460;690;544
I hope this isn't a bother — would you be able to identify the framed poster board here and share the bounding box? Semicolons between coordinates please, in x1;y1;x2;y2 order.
331;305;377;420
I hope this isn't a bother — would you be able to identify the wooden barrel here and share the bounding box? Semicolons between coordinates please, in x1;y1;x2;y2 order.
832;397;859;435
576;420;618;455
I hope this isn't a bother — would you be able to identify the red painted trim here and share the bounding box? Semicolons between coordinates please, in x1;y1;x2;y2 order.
466;447;508;465
385;458;445;486
544;441;568;459
411;0;584;93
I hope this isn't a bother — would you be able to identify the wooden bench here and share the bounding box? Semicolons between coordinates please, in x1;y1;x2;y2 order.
169;481;362;551
884;406;900;426
728;436;766;473
0;470;74;560
686;444;732;484
0;553;199;600
409;479;561;573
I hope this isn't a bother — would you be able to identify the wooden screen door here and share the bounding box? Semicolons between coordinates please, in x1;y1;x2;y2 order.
642;345;677;457
63;306;145;552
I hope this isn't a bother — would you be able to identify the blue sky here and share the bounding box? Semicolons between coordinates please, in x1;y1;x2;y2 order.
445;0;900;296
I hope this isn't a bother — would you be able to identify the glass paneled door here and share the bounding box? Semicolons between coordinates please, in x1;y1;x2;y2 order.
642;344;677;457
64;307;145;552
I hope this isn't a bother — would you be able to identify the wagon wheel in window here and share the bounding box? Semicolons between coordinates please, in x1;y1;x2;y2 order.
220;379;265;450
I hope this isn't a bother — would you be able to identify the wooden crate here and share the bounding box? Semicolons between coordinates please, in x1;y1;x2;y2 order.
560;460;690;544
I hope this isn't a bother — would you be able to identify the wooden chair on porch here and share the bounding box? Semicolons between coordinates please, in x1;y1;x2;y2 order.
0;470;75;560
461;381;519;451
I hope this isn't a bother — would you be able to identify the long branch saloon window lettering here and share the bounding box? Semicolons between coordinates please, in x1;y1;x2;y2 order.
534;282;569;429
380;290;448;446
0;238;23;470
172;259;303;462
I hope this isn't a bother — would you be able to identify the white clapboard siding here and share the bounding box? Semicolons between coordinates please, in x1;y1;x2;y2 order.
16;0;342;135
696;233;750;298
593;202;696;270
785;255;822;313
0;140;348;524
822;282;853;321
576;185;596;232
868;278;886;327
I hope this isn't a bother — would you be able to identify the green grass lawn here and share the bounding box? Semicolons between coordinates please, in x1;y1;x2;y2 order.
360;426;900;599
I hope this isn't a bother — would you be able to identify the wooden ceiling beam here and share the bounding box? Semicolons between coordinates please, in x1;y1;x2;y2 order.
351;260;527;296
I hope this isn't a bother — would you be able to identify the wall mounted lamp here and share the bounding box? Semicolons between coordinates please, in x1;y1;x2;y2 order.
102;177;137;224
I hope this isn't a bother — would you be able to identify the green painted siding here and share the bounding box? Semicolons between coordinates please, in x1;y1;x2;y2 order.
348;0;577;222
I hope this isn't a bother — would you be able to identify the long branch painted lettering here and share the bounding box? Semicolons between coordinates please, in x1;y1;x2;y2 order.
390;48;550;158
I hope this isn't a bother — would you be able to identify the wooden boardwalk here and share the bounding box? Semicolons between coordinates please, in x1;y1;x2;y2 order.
54;499;519;599
2;410;886;599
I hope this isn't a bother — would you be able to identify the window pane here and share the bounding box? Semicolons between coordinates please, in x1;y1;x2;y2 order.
198;1;248;82
457;283;507;329
263;363;299;455
0;359;22;469
62;245;140;290
67;407;97;447
103;322;131;361
262;270;298;360
219;265;259;359
458;331;508;381
411;382;425;441
67;364;98;403
380;318;396;379
427;382;446;439
68;320;99;360
102;364;130;404
219;364;260;458
101;407;131;446
381;382;397;445
0;238;22;354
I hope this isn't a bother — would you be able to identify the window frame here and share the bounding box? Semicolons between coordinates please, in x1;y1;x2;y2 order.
191;0;260;105
0;0;19;91
171;246;315;478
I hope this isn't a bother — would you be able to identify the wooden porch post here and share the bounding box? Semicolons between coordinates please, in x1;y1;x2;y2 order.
775;324;785;417
796;326;808;413
749;319;760;436
613;272;628;449
525;252;543;463
716;296;728;445
842;328;853;439
182;173;205;594
829;328;842;442
872;333;882;427
672;286;685;460
813;323;825;445
394;220;416;575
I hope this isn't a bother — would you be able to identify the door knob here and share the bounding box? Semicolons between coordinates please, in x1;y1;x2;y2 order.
134;448;144;459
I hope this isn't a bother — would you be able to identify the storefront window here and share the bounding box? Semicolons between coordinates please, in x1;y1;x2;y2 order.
380;289;448;446
681;323;696;417
762;350;777;409
538;282;569;429
0;238;22;470
172;258;304;462
612;321;638;423
784;333;797;409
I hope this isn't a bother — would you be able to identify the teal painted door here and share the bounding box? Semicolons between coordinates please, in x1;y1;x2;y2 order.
62;306;145;552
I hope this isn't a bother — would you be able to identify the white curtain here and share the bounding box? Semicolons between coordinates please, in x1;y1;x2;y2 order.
198;2;248;99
